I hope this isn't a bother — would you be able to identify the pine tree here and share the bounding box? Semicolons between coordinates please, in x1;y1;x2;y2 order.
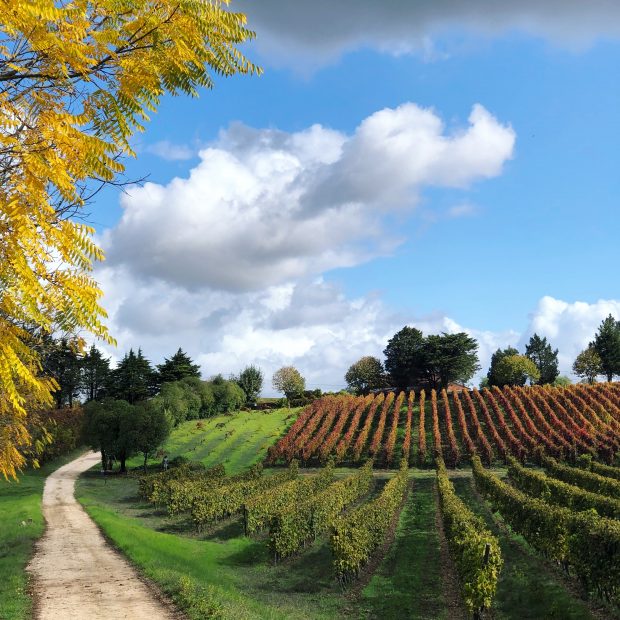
80;345;111;402
525;333;559;385
109;349;157;404
591;315;620;382
40;337;82;408
156;348;201;385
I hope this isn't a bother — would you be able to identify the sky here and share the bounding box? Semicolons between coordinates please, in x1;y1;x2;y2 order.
88;2;620;393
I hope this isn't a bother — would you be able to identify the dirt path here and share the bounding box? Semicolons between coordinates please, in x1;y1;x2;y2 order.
27;451;179;620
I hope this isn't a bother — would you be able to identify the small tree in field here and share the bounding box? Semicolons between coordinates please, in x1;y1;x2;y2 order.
272;366;305;406
493;355;540;387
131;401;172;472
345;356;386;395
237;365;264;405
573;346;603;384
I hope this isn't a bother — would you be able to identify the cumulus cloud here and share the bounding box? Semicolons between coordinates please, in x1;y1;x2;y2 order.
103;103;514;292
521;296;620;375
237;1;620;68
144;140;195;161
95;257;617;392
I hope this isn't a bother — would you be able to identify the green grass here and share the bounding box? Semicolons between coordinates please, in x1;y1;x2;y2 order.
127;408;299;474
452;476;599;620
0;449;85;620
360;477;447;619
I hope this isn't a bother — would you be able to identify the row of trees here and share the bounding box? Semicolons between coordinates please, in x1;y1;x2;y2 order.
346;315;620;395
41;340;271;409
486;334;559;387
345;327;480;394
573;315;620;383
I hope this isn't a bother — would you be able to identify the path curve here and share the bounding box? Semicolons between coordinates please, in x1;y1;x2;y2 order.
27;451;178;620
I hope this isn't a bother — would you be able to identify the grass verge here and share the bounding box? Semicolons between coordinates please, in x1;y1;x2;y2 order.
0;449;86;620
359;477;447;619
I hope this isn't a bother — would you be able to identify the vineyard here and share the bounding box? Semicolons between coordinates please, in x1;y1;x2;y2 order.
267;383;620;468
72;383;620;619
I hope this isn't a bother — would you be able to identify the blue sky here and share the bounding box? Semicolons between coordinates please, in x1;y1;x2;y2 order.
91;3;620;390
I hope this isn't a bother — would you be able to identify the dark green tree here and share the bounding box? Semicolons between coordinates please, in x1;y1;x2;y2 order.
525;333;559;385
41;337;82;408
383;327;425;390
156;348;201;385
420;332;480;390
345;356;387;395
236;365;263;405
487;346;519;387
80;344;111;402
591;315;620;382
108;349;157;404
209;374;246;413
130;401;172;471
82;398;137;472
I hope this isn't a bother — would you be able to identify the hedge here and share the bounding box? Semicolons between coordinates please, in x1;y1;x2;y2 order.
472;456;620;602
330;459;409;584
436;457;502;616
508;457;620;519
542;456;620;499
269;460;373;560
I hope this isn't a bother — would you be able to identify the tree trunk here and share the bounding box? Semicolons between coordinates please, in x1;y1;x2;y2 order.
143;453;148;473
119;454;127;473
101;450;107;470
607;372;613;382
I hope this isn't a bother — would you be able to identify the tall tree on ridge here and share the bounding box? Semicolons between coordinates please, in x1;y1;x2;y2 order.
81;345;111;402
383;327;425;390
156;348;201;386
591;315;620;382
487;347;519;387
108;349;157;404
525;333;559;385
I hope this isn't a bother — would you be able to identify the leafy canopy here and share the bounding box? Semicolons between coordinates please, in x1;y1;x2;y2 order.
492;354;540;387
345;356;386;395
156;348;201;385
486;347;519;387
236;365;264;404
272;366;306;402
384;327;479;390
572;346;603;384
0;0;258;478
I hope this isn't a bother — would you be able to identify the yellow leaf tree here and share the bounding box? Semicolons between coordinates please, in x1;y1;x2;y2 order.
0;0;260;478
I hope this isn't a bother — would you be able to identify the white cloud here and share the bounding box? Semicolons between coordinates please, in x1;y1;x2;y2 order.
103;103;514;292
95;255;618;393
237;1;620;69
447;202;479;218
145;140;195;161
521;296;620;375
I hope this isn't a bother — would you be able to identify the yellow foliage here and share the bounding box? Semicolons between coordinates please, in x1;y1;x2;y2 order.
0;0;259;478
